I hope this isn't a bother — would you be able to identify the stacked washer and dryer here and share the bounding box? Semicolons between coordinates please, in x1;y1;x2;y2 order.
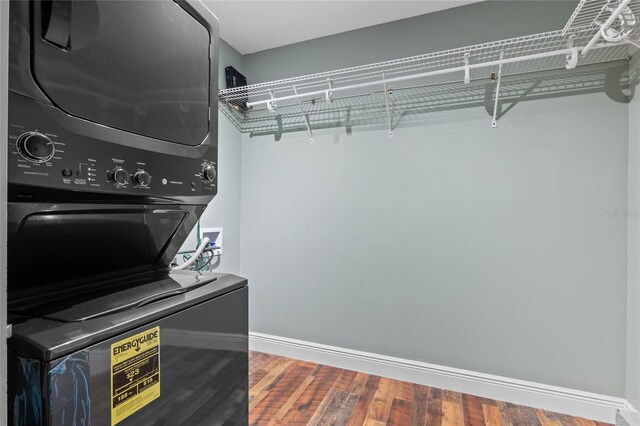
6;1;248;425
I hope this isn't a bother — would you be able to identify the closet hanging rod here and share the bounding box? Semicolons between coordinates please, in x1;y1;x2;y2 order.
246;43;618;109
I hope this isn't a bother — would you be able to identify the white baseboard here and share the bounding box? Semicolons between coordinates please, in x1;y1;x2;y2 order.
249;332;629;424
618;401;640;426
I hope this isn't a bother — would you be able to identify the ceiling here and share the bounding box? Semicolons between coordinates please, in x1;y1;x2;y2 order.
203;1;484;55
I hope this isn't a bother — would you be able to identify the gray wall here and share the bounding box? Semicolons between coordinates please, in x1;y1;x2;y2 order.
627;54;640;409
180;39;244;275
239;0;630;396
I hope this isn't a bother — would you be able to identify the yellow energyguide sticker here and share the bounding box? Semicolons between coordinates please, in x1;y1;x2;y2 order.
110;326;160;425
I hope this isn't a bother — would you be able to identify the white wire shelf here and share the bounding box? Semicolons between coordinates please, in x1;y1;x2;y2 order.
219;0;640;140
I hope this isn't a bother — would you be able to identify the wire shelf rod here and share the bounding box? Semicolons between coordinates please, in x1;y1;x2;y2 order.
246;42;623;108
221;28;593;97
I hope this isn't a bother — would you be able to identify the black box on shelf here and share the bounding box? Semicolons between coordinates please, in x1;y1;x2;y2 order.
225;66;248;111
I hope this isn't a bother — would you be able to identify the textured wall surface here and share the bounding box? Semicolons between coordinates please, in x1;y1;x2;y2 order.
239;1;630;396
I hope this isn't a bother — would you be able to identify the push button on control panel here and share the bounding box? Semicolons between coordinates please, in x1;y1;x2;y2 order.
77;163;87;177
16;132;55;163
108;167;130;187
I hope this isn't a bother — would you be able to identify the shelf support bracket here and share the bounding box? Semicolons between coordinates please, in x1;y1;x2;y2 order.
293;87;314;143
582;0;633;56
492;52;504;128
382;72;393;137
267;91;277;112
566;37;578;70
565;47;579;70
345;106;352;136
464;53;470;84
326;78;334;103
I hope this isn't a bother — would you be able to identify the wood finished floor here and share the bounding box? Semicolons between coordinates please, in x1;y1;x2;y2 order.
248;351;610;426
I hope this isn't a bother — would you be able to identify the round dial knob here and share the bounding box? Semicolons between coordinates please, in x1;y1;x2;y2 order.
16;132;55;163
108;167;130;187
133;170;152;188
202;163;216;182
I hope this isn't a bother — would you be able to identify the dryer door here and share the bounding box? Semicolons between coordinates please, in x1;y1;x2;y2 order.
31;0;212;146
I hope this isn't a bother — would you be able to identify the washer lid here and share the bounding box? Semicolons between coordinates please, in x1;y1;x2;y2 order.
8;272;247;361
20;271;218;322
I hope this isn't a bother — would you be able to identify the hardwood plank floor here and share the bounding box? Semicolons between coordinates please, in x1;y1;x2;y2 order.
248;351;611;426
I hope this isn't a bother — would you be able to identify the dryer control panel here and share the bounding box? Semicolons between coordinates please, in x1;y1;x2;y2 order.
8;92;218;198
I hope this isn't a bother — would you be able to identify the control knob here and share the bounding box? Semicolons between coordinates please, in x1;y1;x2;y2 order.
16;132;55;163
202;163;216;182
133;170;152;188
108;167;130;187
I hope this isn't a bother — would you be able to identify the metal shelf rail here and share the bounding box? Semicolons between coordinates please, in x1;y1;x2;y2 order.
219;0;640;141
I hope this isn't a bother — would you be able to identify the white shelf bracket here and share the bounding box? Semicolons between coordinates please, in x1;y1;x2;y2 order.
326;78;334;103
267;90;277;112
293;86;314;143
582;0;633;56
566;47;579;69
382;72;393;137
325;91;334;103
566;37;579;70
463;53;470;84
492;52;504;128
345;106;352;136
600;1;637;43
